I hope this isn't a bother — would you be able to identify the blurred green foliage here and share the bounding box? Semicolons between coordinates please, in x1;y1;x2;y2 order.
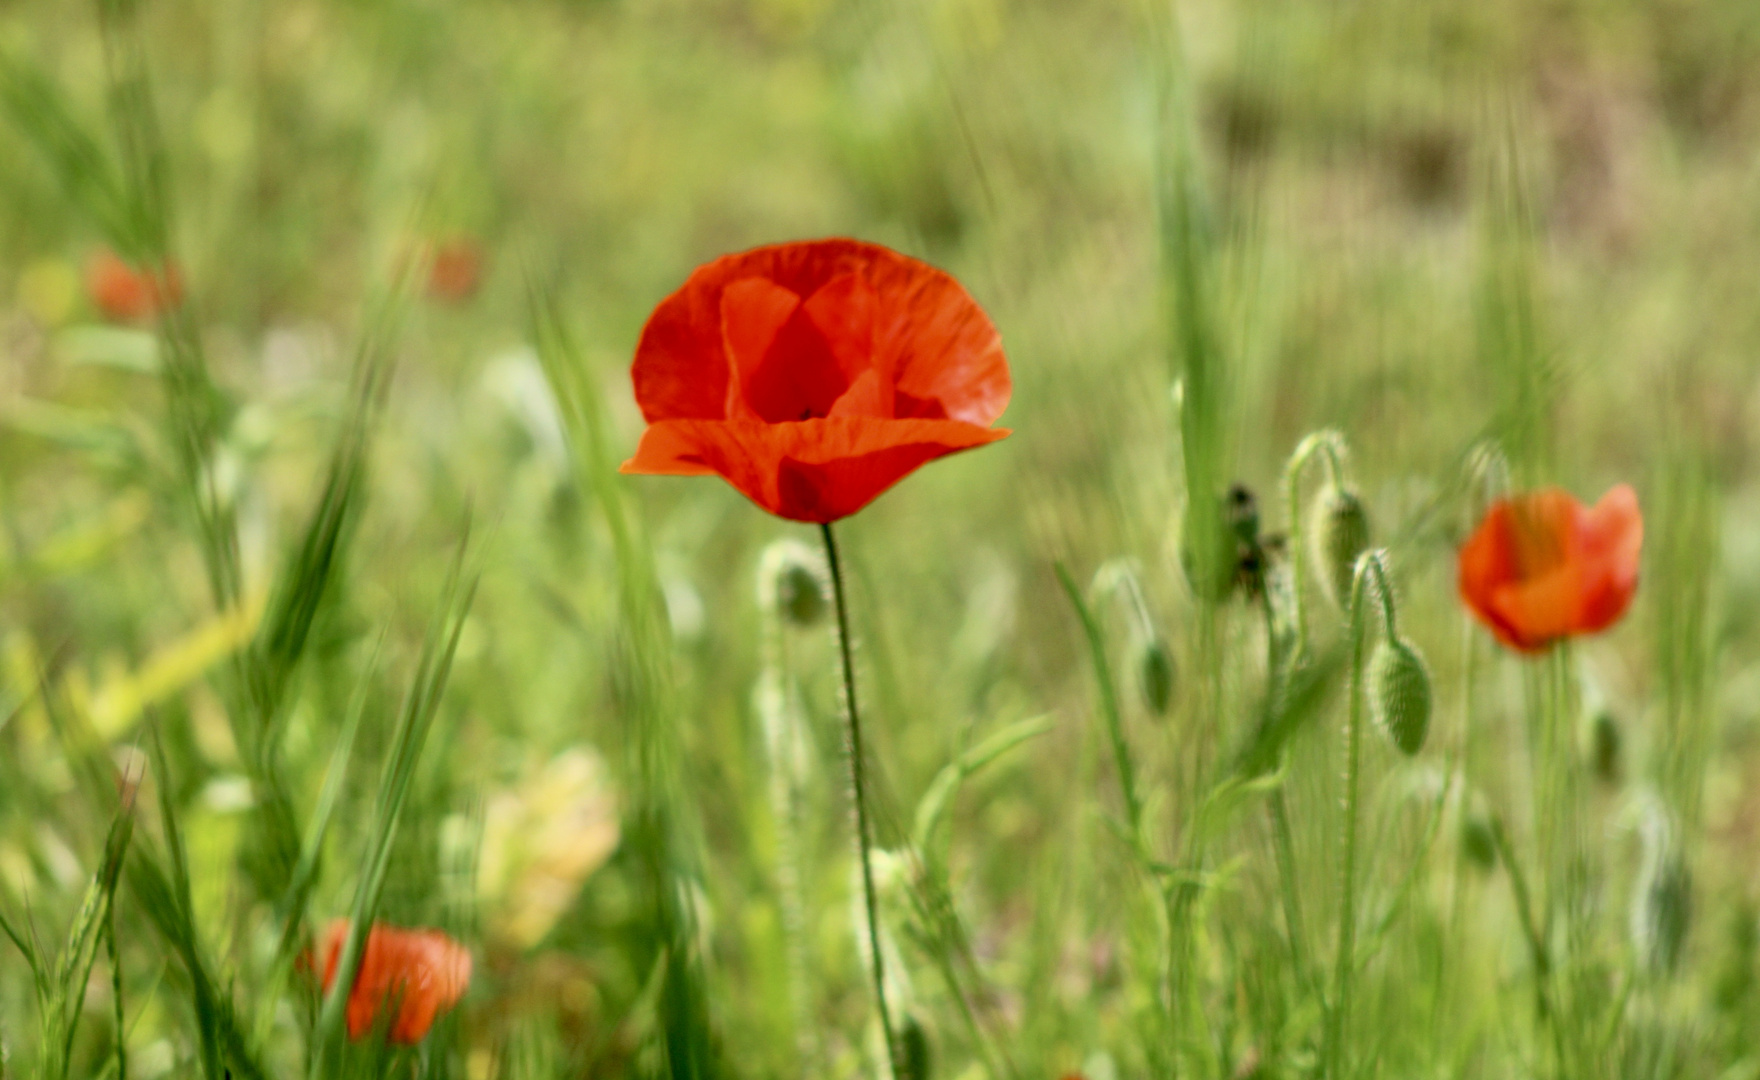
3;0;1760;1077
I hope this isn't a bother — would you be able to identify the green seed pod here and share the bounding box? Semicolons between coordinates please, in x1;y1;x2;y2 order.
758;540;828;626
1136;637;1177;718
1583;707;1622;785
1633;853;1693;977
898;1012;933;1080
1459;811;1498;873
776;562;826;626
1308;485;1371;611
1366;636;1432;756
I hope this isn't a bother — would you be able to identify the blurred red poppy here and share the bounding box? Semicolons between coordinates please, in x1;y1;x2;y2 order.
86;251;182;322
318;919;472;1044
1458;484;1642;653
620;239;1011;522
426;237;483;304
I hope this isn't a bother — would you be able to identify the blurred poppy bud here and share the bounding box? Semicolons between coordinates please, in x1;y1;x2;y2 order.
1583;707;1621;785
1309;485;1371;612
1459;810;1498;872
1634;852;1693;977
757;539;828;627
1136;637;1176;718
1632;803;1692;977
1366;635;1432;756
898;1012;932;1080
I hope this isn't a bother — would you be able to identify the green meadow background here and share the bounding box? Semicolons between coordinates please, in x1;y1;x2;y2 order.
3;0;1760;1077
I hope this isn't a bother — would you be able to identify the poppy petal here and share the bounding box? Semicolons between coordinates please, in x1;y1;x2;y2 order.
1458;484;1643;653
624;417;1008;522
1574;483;1642;633
719;277;800;420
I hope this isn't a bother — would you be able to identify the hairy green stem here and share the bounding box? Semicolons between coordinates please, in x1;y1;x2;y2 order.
820;522;900;1079
1325;550;1391;1079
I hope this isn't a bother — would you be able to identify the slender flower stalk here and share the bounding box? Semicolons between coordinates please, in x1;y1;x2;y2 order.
820;522;901;1079
1326;549;1399;1079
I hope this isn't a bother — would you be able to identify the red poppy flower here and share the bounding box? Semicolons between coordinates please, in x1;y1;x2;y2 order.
426;238;483;305
86;251;182;322
1458;484;1642;653
620;239;1011;523
317;919;472;1044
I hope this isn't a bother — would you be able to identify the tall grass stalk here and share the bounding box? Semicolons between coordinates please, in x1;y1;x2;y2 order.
308;536;477;1077
530;285;719;1077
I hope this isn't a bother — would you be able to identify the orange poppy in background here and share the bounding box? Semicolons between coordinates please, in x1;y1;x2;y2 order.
1458;484;1643;653
86;250;182;322
620;238;1011;523
426;237;483;304
318;919;472;1044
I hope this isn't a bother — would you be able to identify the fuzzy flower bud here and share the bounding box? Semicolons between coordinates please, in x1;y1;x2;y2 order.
898;1013;933;1080
757;539;829;627
1583;707;1622;786
1366;635;1432;756
1309;485;1371;611
1459;810;1499;872
1136;637;1177;718
1632;803;1693;977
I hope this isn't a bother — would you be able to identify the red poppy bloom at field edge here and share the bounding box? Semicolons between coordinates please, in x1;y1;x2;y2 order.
317;919;472;1044
1458;484;1643;653
620;239;1011;523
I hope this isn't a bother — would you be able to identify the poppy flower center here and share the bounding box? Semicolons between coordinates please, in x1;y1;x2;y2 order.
721;273;900;423
1505;501;1573;581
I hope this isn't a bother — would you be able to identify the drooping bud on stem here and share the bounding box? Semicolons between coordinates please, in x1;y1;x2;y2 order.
1631;797;1693;977
1367;636;1432;756
1584;707;1622;786
1351;551;1433;756
1310;485;1371;613
1093;559;1178;718
1136;638;1177;718
1283;430;1370;655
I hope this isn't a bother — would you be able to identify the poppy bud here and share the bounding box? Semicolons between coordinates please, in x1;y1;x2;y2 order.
1136;637;1177;718
1633;852;1692;977
898;1012;933;1080
1459;810;1498;873
1366;636;1432;756
1632;803;1692;977
757;540;828;627
1308;485;1371;612
1583;707;1621;785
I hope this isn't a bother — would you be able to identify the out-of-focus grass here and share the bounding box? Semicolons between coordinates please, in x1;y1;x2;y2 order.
3;0;1760;1077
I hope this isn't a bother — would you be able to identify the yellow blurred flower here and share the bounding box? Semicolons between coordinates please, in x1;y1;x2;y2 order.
478;747;620;951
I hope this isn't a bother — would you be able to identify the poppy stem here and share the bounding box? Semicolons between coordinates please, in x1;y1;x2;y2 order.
819;521;901;1079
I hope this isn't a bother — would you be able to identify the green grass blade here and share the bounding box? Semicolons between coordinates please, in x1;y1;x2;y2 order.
528;276;720;1078
309;534;477;1077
